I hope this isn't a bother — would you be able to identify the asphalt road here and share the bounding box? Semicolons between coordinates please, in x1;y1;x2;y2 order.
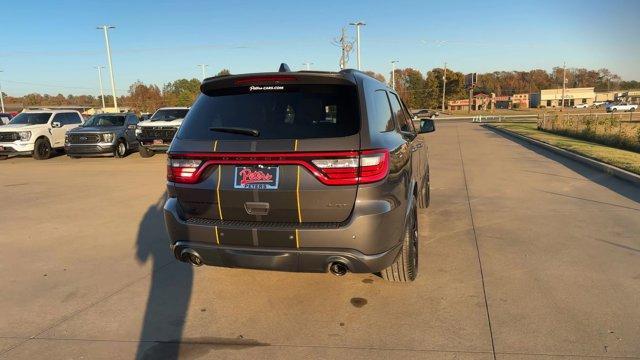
1;123;639;359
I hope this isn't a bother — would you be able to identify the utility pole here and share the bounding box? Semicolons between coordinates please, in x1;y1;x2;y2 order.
97;25;118;112
390;60;398;90
94;66;106;111
441;62;447;112
560;62;566;111
302;62;313;70
349;21;365;70
197;64;209;80
0;70;5;113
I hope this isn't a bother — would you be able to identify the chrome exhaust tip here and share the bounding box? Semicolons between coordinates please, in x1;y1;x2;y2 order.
180;249;203;267
329;262;348;276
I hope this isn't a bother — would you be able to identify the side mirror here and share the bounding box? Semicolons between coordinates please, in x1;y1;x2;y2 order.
52;122;62;128
419;119;435;133
127;124;137;130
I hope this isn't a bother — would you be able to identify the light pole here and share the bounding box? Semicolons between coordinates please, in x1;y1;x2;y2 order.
94;66;106;111
560;61;566;111
197;64;209;80
349;21;365;70
441;62;447;112
0;70;5;113
390;60;398;90
302;62;313;70
97;25;118;112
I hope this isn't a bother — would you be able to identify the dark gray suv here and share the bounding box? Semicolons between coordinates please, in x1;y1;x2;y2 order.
65;113;139;158
164;65;435;282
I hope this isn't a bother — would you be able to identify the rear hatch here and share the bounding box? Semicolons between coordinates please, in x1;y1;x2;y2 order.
168;73;386;227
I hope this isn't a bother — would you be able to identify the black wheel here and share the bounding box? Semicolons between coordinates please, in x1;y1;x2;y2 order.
33;138;52;160
629;107;636;112
0;155;8;160
611;108;617;112
418;181;430;209
380;199;418;282
139;146;154;158
114;139;127;158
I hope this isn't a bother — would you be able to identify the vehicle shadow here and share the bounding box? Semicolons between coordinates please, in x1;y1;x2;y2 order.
135;193;193;360
483;125;640;205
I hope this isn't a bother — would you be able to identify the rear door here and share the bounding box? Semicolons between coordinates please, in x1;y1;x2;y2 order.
171;77;364;226
388;93;424;187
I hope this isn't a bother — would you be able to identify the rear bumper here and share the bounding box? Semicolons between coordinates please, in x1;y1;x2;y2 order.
170;241;401;273
163;196;406;273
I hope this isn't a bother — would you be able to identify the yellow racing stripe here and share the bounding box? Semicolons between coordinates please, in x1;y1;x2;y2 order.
213;140;218;152
294;139;302;249
214;226;220;245
216;166;223;220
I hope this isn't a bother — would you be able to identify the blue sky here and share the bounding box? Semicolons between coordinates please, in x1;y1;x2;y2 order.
2;0;638;96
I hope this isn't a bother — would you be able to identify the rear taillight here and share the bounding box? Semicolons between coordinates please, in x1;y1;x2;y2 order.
167;149;389;185
167;158;202;184
311;150;388;185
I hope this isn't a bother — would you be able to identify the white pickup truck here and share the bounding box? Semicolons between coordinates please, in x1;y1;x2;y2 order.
135;107;189;157
0;110;84;159
606;103;638;112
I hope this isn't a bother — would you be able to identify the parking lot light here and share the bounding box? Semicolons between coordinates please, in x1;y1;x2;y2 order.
97;25;118;112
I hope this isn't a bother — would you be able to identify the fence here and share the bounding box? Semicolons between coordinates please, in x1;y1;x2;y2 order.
538;113;640;152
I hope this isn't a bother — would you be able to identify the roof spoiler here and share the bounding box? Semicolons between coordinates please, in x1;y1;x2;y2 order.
278;63;291;72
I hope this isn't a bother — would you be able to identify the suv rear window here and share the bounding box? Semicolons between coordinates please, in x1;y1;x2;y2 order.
178;84;359;140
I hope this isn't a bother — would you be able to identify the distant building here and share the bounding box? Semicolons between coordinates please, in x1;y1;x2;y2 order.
530;87;595;108
595;91;617;102
447;93;529;111
511;93;529;109
620;90;640;104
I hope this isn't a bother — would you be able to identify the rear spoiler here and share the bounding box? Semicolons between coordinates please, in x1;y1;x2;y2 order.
201;71;357;93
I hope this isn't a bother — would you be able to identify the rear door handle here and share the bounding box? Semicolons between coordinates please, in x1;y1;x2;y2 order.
244;202;270;216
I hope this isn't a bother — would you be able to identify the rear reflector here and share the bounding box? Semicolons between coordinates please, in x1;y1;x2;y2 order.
167;149;389;185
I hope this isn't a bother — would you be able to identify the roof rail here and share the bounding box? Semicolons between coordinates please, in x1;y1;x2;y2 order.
278;63;291;72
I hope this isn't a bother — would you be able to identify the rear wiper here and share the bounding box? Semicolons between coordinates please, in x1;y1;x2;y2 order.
209;126;260;137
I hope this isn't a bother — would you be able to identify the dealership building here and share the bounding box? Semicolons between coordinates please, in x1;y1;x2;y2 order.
530;87;595;108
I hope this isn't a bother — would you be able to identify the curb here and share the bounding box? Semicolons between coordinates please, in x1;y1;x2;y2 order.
483;124;640;187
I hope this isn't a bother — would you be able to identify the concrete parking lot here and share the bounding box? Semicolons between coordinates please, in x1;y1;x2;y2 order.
1;123;639;359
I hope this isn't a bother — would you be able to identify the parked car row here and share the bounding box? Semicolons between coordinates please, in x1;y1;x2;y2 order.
572;101;638;112
0;107;189;160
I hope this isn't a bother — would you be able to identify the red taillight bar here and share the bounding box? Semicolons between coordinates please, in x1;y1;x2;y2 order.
167;149;389;186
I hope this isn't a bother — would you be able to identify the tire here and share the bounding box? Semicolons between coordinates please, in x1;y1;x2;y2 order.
0;155;8;160
418;182;430;208
380;199;418;282
629;107;636;112
139;146;154;158
33;138;52;160
69;156;81;159
611;108;617;112
114;139;127;158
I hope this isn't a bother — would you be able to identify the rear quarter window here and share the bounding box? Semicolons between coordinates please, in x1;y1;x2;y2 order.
177;84;360;140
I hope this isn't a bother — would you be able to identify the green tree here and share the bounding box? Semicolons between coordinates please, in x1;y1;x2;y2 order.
216;69;231;76
162;78;201;106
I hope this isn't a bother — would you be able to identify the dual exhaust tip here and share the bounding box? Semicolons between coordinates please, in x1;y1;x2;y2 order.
180;249;203;267
178;248;350;276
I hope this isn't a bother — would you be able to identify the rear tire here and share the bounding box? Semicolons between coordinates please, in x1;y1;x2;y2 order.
139;146;153;158
380;200;418;282
418;182;430;208
114;139;127;158
33;138;52;160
